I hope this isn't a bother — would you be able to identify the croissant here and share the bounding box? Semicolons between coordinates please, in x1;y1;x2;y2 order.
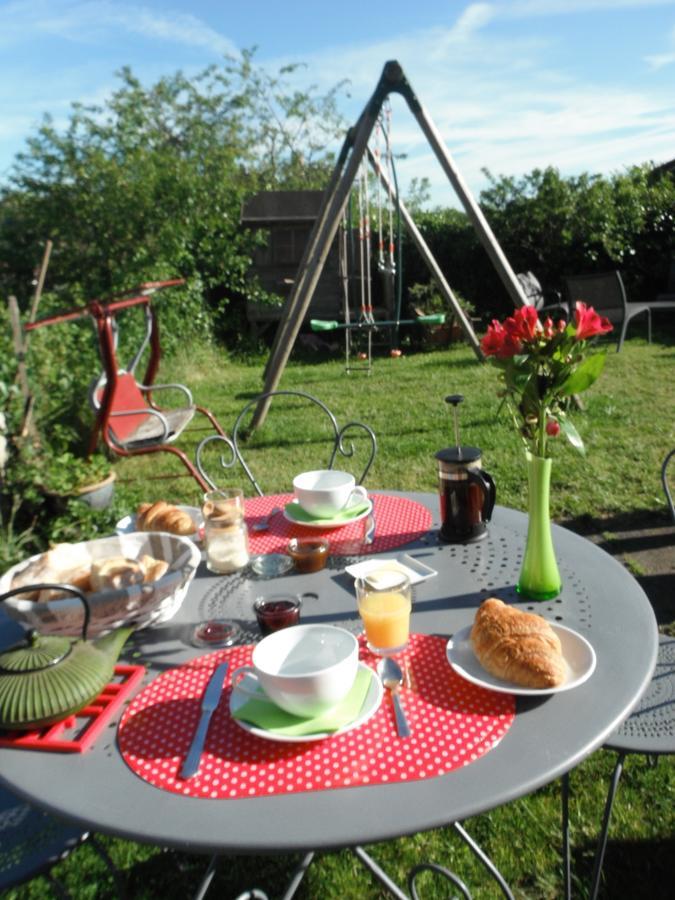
470;597;566;689
136;501;195;536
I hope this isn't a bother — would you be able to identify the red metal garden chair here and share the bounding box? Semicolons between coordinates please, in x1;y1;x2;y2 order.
26;280;228;492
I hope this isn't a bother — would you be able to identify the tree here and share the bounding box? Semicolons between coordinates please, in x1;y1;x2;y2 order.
479;164;675;305
0;50;348;346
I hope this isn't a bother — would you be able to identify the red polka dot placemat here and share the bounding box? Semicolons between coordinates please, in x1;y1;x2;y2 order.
117;634;514;799
244;493;433;557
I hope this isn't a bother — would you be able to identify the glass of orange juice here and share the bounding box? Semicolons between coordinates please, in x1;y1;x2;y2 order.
355;569;412;656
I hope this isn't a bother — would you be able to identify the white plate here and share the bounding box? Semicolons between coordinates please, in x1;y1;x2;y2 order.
446;623;597;696
345;554;437;586
116;506;203;543
283;498;373;529
230;662;383;743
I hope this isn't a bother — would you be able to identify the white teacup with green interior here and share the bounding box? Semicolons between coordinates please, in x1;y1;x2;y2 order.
293;469;368;519
231;624;359;718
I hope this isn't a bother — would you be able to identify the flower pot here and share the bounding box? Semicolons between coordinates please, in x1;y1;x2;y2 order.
72;471;116;509
516;454;561;601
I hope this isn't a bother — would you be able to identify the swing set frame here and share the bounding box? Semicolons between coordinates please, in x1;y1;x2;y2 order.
253;59;529;432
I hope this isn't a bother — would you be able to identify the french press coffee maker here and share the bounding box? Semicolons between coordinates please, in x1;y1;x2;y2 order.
435;395;496;543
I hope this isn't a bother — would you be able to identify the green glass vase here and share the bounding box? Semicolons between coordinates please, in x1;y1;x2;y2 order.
516;453;562;601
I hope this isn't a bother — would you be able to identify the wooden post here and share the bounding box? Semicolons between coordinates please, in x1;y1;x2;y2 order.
250;76;390;432
402;93;528;310
28;239;53;325
8;296;36;440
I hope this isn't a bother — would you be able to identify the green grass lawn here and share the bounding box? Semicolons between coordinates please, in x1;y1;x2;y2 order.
6;332;675;899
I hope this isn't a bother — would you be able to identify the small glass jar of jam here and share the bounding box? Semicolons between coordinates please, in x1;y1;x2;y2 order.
286;538;330;574
253;595;302;636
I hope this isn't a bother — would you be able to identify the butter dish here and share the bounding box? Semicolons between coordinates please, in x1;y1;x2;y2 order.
345;553;437;586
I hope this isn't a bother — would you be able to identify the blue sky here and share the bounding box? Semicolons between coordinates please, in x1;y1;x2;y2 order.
1;0;674;206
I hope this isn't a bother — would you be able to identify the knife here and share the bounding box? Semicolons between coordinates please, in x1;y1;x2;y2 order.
179;661;229;780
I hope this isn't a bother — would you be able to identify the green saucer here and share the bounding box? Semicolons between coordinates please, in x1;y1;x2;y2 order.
283;499;372;528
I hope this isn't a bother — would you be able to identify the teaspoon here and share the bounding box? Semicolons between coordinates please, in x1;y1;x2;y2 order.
252;506;281;532
377;657;411;738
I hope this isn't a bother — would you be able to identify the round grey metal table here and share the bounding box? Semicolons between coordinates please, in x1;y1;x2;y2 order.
0;494;658;890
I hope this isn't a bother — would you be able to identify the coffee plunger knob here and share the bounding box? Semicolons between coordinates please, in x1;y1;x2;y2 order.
444;394;464;450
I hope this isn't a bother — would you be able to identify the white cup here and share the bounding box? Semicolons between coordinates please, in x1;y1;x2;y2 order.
231;624;359;717
293;469;368;519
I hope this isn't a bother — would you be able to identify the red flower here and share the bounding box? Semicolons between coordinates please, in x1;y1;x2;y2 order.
573;302;613;341
546;419;561;437
481;319;522;358
543;316;554;338
510;305;543;342
480;320;504;356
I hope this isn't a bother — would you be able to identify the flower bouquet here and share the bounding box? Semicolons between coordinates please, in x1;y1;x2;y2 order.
481;302;612;600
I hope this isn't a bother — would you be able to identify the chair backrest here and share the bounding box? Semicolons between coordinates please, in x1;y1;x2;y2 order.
564;271;626;325
667;256;675;294
195;390;377;496
90;371;153;444
516;271;545;308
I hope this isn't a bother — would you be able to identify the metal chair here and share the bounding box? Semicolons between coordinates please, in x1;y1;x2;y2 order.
662;449;675;522
655;255;675;302
195;390;377;495
0;783;123;897
517;271;569;318
589;634;675;899
564;271;675;352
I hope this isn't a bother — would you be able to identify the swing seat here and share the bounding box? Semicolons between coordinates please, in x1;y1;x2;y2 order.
90;372;196;449
309;312;445;332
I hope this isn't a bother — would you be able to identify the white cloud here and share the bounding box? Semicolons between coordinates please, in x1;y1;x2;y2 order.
507;0;675;14
645;51;675;66
0;0;673;201
0;0;238;55
451;3;496;39
261;3;675;206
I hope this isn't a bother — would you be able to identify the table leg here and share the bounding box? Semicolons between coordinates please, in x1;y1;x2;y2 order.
353;846;410;899
589;752;626;900
453;823;514;899
193;855;219;900
280;851;315;900
562;772;571;900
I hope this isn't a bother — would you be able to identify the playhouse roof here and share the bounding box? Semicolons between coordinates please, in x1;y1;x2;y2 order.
240;190;324;225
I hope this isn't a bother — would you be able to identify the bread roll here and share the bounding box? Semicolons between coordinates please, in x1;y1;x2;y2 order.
37;567;92;602
11;543;91;600
90;557;145;592
470;597;566;689
137;501;195;535
139;554;169;583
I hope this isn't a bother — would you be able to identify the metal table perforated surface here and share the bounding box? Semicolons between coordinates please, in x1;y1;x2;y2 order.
0;493;658;859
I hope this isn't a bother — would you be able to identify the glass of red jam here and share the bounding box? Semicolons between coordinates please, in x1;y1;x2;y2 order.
253;595;302;636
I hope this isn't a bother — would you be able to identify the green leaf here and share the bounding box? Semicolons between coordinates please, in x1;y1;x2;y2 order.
559;352;606;396
558;416;586;455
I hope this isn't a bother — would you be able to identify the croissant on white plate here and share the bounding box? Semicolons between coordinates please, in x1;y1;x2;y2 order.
470;597;566;689
136;501;196;536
